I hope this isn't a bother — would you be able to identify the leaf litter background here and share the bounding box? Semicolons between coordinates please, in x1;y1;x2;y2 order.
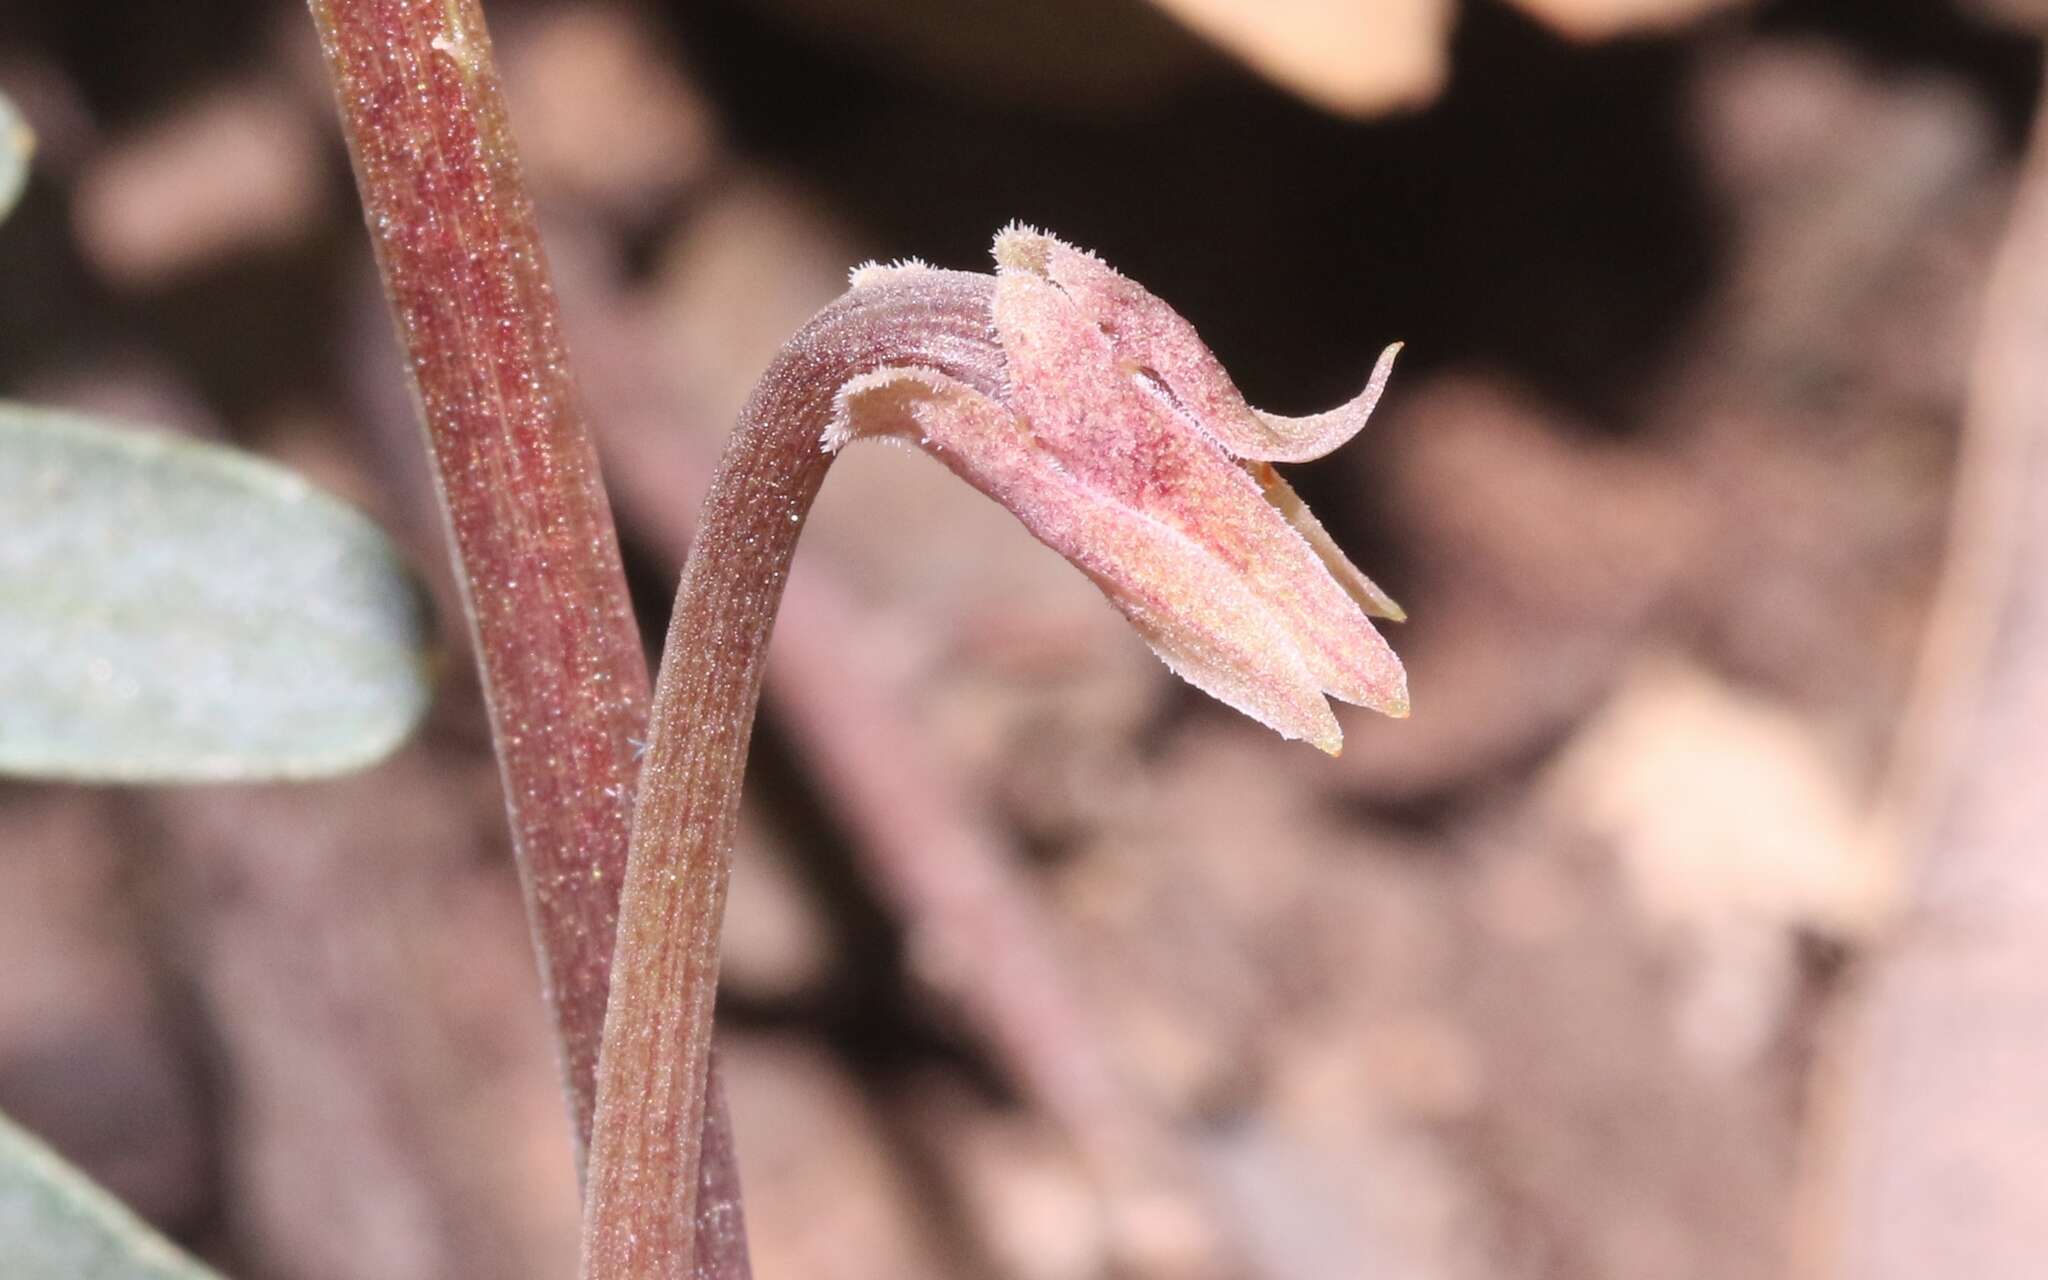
0;0;2041;1277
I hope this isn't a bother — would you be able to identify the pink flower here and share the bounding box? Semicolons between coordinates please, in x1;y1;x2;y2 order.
826;226;1407;753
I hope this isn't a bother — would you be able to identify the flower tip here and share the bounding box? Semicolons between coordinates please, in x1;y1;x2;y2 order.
992;223;1054;274
1243;339;1407;463
848;256;935;290
1369;340;1404;400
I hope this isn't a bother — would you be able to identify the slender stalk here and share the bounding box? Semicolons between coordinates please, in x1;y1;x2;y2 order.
307;0;631;1141
581;273;1002;1279
1804;82;2048;1280
306;2;747;1270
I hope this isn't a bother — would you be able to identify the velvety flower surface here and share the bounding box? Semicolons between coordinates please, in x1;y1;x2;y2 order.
827;227;1407;753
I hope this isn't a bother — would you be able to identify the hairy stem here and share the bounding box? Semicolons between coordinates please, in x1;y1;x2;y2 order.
307;0;632;1141
581;272;1001;1279
306;2;746;1268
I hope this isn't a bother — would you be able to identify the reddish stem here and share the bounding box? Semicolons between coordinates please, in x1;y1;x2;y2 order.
307;0;630;1143
305;2;745;1271
580;273;1001;1278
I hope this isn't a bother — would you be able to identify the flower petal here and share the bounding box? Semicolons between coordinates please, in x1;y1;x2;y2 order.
830;366;1350;750
991;265;1407;716
1249;462;1405;622
1248;342;1403;464
993;225;1401;463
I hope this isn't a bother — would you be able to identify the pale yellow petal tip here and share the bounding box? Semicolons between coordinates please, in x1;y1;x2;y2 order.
1351;676;1411;720
848;257;934;290
1383;669;1412;719
992;223;1056;275
1300;698;1347;755
1315;684;1407;753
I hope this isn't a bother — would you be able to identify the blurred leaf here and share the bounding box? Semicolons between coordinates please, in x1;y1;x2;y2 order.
0;91;31;223
1502;0;1749;40
1142;0;1452;117
0;1112;221;1279
0;405;435;781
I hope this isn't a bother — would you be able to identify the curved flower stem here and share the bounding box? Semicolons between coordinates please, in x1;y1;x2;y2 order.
581;274;1003;1280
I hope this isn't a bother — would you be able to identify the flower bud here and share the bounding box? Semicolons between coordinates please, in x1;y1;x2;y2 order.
829;228;1407;753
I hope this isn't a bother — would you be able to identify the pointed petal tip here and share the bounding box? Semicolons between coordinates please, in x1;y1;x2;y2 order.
1365;340;1404;412
1301;702;1346;756
1381;669;1412;718
1351;576;1406;623
1327;661;1410;720
1380;660;1412;717
1352;338;1405;406
1255;696;1343;755
1243;339;1407;463
1326;683;1411;722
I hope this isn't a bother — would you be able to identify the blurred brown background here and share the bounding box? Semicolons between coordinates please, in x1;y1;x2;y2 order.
2;1;2044;1277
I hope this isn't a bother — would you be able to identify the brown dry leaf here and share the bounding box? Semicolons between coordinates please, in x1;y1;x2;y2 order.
0;792;205;1229
149;754;582;1280
720;1037;953;1280
1548;656;1887;941
904;1087;1107;1280
1544;657;1889;1075
719;813;835;1005
498;3;713;217
1142;0;1453;116
1503;0;1749;41
71;83;321;285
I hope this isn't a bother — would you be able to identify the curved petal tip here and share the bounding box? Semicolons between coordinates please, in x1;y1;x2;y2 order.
1246;340;1404;464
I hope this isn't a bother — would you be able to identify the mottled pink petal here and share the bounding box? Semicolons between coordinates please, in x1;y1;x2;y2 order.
994;225;1401;464
828;366;1347;750
823;230;1409;750
990;265;1407;717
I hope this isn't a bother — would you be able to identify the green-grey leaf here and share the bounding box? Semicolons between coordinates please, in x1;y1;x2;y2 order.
0;404;435;781
0;91;30;224
0;1112;221;1279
